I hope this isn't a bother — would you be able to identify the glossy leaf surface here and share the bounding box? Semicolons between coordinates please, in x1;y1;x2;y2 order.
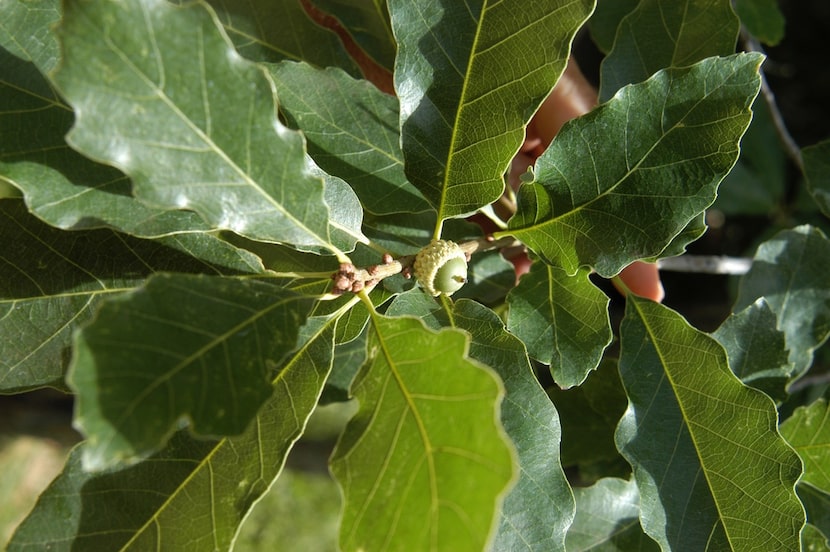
505;54;762;277
53;0;353;253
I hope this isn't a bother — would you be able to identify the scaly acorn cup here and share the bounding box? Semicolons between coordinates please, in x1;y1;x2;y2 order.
414;240;468;296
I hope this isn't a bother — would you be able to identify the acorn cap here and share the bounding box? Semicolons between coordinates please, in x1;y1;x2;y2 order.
413;240;468;296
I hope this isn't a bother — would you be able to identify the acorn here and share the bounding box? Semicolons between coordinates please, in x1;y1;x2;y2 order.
413;240;468;296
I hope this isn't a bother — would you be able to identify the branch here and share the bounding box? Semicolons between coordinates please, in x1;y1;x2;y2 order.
330;235;520;294
741;29;805;173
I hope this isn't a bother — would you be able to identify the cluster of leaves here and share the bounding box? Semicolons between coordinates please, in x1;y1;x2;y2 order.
2;0;830;550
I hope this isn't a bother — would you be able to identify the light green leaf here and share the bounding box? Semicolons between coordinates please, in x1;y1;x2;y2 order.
0;0;60;73
566;477;659;552
391;0;594;224
70;273;314;470
735;225;830;379
203;0;361;74
504;54;762;277
599;0;739;101
330;314;515;551
312;0;396;70
269;61;431;215
507;263;611;388
734;0;786;45
53;0;353;254
781;400;830;495
802;523;830;552
616;296;804;550
0;200;258;393
450;300;574;552
712;298;792;400
804;139;830;218
9;317;339;551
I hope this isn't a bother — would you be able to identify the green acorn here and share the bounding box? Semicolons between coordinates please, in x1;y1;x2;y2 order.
413;240;468;296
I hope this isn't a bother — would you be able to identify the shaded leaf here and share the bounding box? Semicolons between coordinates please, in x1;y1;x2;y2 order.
452;250;516;304
804;139;830;218
330;314;515;551
0;0;60;73
588;0;639;54
549;359;628;470
10;318;338;550
203;0;361;74
734;0;786;45
599;0;739;101
451;300;574;552
312;0;396;70
391;0;593;222
616;296;804;550
504;54;763;277
735;225;830;378
269;61;431;215
712;298;792;400
0;200;257;393
70;273;314;470
54;0;353;253
565;477;659;552
507;263;611;388
799;483;830;547
781;400;830;495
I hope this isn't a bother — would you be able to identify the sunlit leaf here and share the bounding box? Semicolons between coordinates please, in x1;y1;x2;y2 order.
70;273;314;470
781;400;830;495
269;61;431;215
0;0;60;73
53;0;354;254
735;225;830;379
599;0;739;101
566;477;659;551
616;296;804;550
391;0;593;223
504;54;762;277
9;316;340;550
0;201;258;393
330;314;515;551
507;263;611;388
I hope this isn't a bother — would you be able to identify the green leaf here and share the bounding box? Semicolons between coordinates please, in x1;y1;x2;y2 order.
712;298;792;401
507;263;611;388
504;54;763;277
312;0;396;70
735;225;830;379
0;200;257;393
799;483;830;547
616;296;804;550
802;523;830;552
588;0;639;54
0;0;60;73
450;300;574;552
70;273;314;470
269;61;431;215
549;359;628;470
203;0;362;74
566;477;659;551
452;250;515;304
734;0;786;46
781;400;830;495
391;0;594;223
9;317;339;550
598;0;739;101
330;314;515;551
53;0;355;254
804;139;830;218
